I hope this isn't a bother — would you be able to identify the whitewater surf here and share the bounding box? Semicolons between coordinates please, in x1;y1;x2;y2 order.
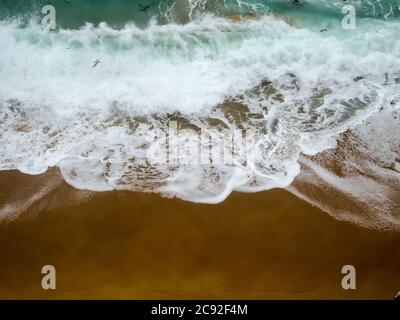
0;0;399;230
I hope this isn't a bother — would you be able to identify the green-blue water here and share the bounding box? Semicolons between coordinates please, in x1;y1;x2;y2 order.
1;0;399;29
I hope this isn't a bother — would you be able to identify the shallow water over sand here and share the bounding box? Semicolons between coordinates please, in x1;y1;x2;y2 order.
0;169;399;299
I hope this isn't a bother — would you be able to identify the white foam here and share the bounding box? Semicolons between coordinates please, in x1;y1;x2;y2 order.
287;94;400;231
1;15;400;208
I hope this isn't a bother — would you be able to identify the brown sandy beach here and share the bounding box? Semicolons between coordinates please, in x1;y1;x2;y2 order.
1;0;400;303
0;169;399;299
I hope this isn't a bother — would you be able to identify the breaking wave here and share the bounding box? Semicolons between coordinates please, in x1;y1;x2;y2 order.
0;0;400;229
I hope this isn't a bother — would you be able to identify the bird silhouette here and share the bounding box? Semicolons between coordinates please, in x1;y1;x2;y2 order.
92;59;101;69
139;3;152;12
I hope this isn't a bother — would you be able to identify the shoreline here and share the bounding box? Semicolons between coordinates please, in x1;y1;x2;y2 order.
0;169;399;299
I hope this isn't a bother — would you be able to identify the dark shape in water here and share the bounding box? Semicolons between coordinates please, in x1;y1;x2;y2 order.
92;59;101;69
139;3;152;12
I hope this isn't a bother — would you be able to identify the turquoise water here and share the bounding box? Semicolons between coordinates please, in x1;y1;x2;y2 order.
1;0;399;28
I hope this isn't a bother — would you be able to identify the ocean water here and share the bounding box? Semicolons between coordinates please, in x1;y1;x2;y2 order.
0;1;400;228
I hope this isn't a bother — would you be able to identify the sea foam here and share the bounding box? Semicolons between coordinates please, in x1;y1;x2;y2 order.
0;8;399;227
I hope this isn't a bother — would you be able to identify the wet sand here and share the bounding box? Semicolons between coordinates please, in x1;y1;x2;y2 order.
0;169;399;299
